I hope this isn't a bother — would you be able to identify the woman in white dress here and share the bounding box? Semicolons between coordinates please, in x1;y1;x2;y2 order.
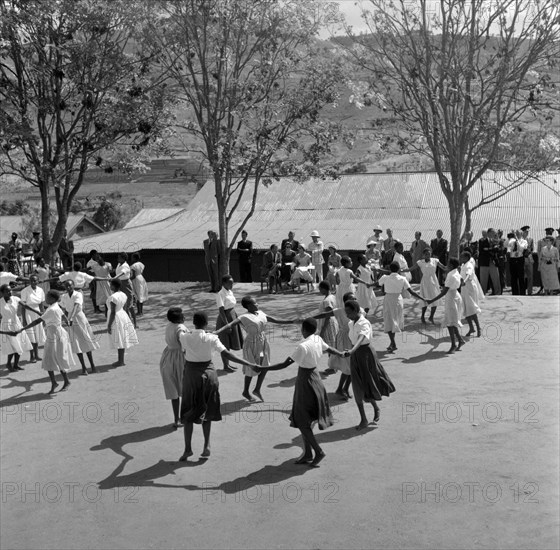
407;247;446;324
460;251;484;337
392;242;412;298
290;245;314;291
538;236;560;295
34;258;53;293
215;295;296;402
335;256;374;309
378;262;426;352
92;256;112;315
107;278;139;366
20;289;74;394
427;258;465;354
0;284;33;371
60;280;100;375
130;253;149;315
20;274;46;362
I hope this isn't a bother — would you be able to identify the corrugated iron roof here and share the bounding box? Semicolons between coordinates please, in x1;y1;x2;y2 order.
73;171;560;254
124;208;187;229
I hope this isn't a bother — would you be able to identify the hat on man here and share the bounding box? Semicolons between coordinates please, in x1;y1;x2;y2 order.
32;230;40;235
521;225;530;231
544;227;554;233
310;230;320;238
373;225;382;232
366;240;376;247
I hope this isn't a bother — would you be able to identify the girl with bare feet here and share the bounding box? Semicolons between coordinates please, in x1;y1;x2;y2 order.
0;284;32;372
406;248;445;324
343;300;395;430
426;258;465;354
160;307;189;429
215;295;296;402
178;311;259;461
261;318;345;467
107;279;138;366
19;290;74;394
378;262;426;352
20;275;46;363
460;251;484;337
61;280;99;375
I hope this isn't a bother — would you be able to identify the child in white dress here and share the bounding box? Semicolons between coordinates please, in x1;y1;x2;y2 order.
355;255;378;315
131;253;149;316
107;279;139;366
20;290;74;394
1;284;32;372
20;274;46;362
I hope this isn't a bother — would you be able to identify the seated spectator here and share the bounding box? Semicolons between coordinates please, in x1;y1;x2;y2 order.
261;244;281;294
290;245;314;291
280;242;297;283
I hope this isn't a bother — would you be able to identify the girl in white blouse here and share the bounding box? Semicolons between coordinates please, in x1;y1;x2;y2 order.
427;258;466;354
215;275;244;371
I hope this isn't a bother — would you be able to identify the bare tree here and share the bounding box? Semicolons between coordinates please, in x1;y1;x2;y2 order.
0;0;171;261
146;0;346;275
344;0;559;254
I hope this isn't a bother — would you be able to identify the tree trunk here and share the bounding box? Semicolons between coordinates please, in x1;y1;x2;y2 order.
215;178;230;278
40;181;52;263
464;196;472;236
448;192;465;258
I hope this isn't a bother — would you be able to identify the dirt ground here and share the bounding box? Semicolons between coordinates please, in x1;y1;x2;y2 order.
1;282;558;550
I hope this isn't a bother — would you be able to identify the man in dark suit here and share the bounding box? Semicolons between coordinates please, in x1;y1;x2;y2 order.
236;230;253;282
409;231;429;283
261;244;281;293
280;231;299;255
203;230;221;292
430;229;448;285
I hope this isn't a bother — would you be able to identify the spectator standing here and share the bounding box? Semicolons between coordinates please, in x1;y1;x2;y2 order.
203;230;221;292
366;226;384;253
382;228;396;267
409;231;429;283
496;230;508;292
280;231;300;254
30;231;43;261
521;225;534;295
308;230;325;284
478;228;502;295
58;229;74;270
507;229;528;295
430;229;448;285
236;230;253;283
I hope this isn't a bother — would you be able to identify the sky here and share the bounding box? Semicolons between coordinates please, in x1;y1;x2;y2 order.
321;0;371;38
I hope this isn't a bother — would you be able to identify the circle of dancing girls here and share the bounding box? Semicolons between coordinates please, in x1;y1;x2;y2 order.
378;262;426;352
0;284;32;372
178;311;259;462
342;300;396;430
426;258;466;354
160;307;189;429
459;251;484;337
260;317;346;468
107;278;138;366
60;280;100;375
20;274;46;362
215;275;244;372
214;295;297;403
130;253;149;316
18;289;75;394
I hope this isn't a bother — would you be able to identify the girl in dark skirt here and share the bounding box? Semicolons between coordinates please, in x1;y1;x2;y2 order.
215;275;244;372
263;318;346;468
343;300;396;430
179;311;258;461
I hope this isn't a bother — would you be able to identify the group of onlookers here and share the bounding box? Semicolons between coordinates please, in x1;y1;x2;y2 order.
204;224;560;296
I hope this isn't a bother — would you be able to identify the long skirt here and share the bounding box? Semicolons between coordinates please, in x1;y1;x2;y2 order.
444;288;463;328
159;347;184;400
289;367;333;430
383;293;404;333
108;311;139;349
242;333;270;377
420;273;442;306
180;360;222;424
356;284;378;311
540;263;560;290
132;275;149;303
1;318;32;356
96;280;111;304
319;315;339;348
67;311;100;354
350;345;396;404
121;279;135;309
24;308;46;346
216;308;243;350
42;325;75;372
328;323;351;375
462;280;483;317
